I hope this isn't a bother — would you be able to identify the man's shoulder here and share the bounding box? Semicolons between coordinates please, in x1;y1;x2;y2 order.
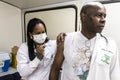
64;31;79;45
66;31;79;38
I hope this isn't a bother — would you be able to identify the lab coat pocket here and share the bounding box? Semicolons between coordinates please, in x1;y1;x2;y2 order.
96;49;113;66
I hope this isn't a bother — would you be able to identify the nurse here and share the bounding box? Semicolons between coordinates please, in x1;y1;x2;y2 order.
17;18;56;80
49;2;120;80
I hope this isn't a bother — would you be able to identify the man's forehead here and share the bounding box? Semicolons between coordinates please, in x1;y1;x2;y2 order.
84;2;104;8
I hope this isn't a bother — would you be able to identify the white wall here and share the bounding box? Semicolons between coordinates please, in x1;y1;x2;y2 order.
25;8;76;40
102;2;120;52
0;1;22;52
102;2;120;63
22;1;79;41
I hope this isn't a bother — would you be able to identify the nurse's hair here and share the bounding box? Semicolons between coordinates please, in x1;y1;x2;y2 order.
27;18;48;60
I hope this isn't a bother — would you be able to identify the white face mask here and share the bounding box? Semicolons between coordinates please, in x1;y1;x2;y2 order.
33;33;47;44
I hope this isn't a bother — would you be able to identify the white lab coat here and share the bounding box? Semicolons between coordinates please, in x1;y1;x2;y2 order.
61;32;120;80
17;40;56;80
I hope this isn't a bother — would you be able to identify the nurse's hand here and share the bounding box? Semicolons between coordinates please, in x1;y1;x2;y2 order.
36;44;46;60
57;32;66;50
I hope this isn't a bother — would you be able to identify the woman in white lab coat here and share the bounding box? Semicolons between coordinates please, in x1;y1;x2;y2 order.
17;18;56;80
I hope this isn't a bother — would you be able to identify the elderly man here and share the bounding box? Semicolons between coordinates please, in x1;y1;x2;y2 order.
49;2;120;80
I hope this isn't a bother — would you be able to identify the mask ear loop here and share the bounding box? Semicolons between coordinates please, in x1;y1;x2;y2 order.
29;32;33;40
30;36;33;39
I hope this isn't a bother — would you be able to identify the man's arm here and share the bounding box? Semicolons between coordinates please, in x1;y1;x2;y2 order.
49;33;66;80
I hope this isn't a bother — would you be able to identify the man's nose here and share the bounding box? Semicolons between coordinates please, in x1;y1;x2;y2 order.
100;16;106;23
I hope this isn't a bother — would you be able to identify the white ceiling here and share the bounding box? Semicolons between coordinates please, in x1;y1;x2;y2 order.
1;0;76;9
1;0;119;9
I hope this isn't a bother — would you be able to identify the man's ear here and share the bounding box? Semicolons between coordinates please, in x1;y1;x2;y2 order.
80;13;86;22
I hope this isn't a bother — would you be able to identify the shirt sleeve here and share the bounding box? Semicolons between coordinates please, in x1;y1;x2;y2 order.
17;43;41;78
